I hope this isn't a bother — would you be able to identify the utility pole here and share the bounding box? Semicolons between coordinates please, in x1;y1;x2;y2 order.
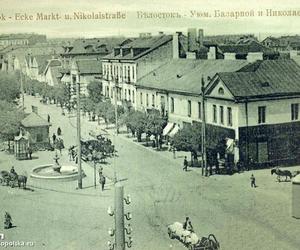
201;76;207;176
76;80;82;189
113;77;118;184
115;183;125;250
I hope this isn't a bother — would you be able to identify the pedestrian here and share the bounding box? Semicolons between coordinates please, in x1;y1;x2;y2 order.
52;133;56;144
99;174;106;191
75;156;78;164
47;114;50;123
4;212;12;229
172;146;176;159
57;127;62;136
183;156;188;171
250;174;257;188
27;146;32;160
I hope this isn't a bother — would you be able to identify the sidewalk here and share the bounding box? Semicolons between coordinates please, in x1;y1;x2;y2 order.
79;114;204;176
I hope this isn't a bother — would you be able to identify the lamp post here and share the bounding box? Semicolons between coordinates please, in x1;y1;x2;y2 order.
107;184;132;250
201;76;207;176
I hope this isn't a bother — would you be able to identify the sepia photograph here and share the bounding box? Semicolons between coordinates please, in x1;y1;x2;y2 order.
0;0;300;249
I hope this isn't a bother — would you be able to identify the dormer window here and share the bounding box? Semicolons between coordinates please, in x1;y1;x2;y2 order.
261;82;270;87
218;87;224;95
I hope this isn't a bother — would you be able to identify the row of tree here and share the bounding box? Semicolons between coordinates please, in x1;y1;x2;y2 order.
0;72;24;148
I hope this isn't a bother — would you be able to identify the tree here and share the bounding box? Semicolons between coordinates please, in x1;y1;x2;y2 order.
122;110;147;141
0;100;24;150
0;72;20;103
87;80;103;104
171;124;201;162
145;110;167;149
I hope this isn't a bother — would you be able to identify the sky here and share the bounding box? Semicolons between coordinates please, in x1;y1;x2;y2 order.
0;0;299;39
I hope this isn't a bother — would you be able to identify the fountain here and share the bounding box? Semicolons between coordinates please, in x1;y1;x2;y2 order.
30;152;85;181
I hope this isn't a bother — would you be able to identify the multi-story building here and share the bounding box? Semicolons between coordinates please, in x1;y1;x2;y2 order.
101;30;198;108
70;59;102;98
0;33;47;46
137;58;300;167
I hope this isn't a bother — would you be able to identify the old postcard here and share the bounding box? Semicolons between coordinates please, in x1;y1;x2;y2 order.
0;0;300;249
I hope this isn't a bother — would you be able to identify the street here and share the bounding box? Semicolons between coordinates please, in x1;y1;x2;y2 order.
0;95;299;250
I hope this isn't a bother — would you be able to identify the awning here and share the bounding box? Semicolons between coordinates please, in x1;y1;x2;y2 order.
163;122;174;136
169;124;180;137
226;138;235;154
61;74;71;83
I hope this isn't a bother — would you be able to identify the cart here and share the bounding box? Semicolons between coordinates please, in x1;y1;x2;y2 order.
167;222;220;250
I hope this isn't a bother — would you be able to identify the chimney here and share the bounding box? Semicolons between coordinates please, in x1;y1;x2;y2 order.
198;29;204;46
246;52;263;62
172;32;181;59
224;53;236;60
207;46;216;59
187;28;197;52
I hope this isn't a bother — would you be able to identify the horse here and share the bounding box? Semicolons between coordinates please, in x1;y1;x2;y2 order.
17;175;27;189
271;168;292;182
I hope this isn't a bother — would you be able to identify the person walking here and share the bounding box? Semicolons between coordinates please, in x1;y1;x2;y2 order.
99;174;106;191
27;146;32;160
57;127;62;136
250;174;257;188
47;114;50;123
52;133;56;144
183;156;188;171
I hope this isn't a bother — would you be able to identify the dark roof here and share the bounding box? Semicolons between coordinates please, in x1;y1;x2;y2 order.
33;55;52;74
63;37;125;55
75;60;102;74
219;41;275;55
21;112;51;128
103;35;172;60
137;59;249;94
215;59;300;100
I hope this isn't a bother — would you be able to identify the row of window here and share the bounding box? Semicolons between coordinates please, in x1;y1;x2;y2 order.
257;103;299;124
140;92;155;107
105;86;135;103
212;105;232;126
103;63;135;82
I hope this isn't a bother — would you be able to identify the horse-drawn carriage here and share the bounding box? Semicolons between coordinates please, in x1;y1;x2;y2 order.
0;171;27;188
167;222;220;250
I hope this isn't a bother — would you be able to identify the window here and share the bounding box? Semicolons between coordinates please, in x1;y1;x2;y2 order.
152;94;155;107
128;89;131;101
213;105;217;123
170;97;174;113
218;87;224;95
127;66;130;82
227;107;232;126
140;92;143;105
220;106;224;124
146;94;149;107
132;66;135;81
188;100;192;117
291;103;299;120
132;90;135;103
124;89;127;100
258;106;266;124
198;102;201;119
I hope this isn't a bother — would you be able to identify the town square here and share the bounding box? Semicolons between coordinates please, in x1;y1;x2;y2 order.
1;1;300;250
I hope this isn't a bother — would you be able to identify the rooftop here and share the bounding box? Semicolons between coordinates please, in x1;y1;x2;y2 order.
213;59;300;100
103;35;173;60
137;59;249;94
75;59;102;74
21;112;51;128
